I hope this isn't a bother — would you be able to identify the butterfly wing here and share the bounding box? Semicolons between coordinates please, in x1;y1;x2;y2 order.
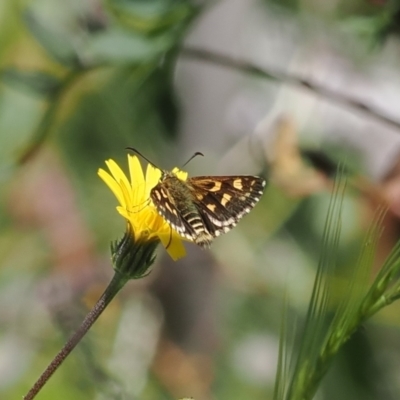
188;175;266;239
150;180;199;241
150;174;266;248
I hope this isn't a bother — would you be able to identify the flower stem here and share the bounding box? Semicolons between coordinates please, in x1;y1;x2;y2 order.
23;271;128;400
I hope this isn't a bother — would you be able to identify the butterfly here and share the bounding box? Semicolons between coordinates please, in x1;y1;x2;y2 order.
127;148;266;248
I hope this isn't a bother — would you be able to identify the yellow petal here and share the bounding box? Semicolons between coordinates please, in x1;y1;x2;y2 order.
100;155;189;261
116;205;130;220
172;167;188;181
159;233;187;260
98;168;126;208
119;179;134;211
105;159;132;205
145;163;162;197
128;155;145;205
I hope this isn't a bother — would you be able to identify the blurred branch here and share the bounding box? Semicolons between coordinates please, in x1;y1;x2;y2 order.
17;70;83;165
181;47;400;132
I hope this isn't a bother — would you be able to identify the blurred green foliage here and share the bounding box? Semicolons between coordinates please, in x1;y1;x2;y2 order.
1;0;400;400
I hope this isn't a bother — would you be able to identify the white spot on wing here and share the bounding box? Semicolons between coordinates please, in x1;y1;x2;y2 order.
208;216;223;227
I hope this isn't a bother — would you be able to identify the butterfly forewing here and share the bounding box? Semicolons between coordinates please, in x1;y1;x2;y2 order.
150;178;193;239
150;172;266;248
189;176;265;235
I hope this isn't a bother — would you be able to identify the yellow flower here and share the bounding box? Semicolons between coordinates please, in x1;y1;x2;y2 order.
98;154;188;260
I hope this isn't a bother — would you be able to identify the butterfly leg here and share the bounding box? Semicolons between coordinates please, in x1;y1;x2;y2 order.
127;198;151;214
165;225;173;249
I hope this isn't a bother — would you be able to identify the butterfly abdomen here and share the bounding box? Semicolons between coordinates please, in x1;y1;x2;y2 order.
180;210;213;247
169;184;214;247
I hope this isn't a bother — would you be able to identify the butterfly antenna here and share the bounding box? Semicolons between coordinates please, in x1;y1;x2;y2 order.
182;152;204;168
126;147;160;169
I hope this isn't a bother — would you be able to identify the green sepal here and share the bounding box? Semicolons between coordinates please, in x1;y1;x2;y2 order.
111;223;159;280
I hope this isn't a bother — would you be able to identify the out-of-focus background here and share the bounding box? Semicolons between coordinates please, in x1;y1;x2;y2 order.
2;0;400;399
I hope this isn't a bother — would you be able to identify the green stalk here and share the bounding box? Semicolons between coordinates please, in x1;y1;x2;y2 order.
23;271;128;400
23;228;159;399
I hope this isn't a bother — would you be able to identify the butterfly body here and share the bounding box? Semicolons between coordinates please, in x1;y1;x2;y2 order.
150;170;266;248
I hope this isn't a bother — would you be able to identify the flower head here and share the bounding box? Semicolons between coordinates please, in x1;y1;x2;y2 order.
98;154;188;260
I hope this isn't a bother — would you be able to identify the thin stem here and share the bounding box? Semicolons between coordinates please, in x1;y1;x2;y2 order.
181;46;400;132
23;271;128;400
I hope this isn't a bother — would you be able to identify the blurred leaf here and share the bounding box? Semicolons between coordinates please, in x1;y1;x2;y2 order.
155;82;179;136
23;10;80;67
1;68;61;97
340;15;386;44
150;55;180;138
106;0;195;34
113;0;179;16
374;6;400;43
82;28;173;64
57;64;171;185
